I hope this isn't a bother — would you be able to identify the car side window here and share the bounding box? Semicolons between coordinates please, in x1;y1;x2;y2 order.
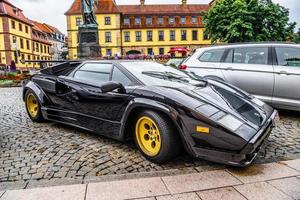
74;63;112;83
198;49;225;62
275;47;300;67
224;49;234;63
233;47;268;65
111;67;133;86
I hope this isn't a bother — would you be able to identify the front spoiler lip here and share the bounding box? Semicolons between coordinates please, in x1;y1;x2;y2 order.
191;110;278;167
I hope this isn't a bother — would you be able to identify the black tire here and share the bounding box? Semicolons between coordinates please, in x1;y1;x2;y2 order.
25;90;44;122
134;110;181;164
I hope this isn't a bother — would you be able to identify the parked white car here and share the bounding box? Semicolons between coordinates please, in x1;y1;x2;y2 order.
181;43;300;111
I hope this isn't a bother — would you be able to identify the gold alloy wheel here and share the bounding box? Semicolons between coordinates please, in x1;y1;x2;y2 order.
135;116;162;157
26;93;39;118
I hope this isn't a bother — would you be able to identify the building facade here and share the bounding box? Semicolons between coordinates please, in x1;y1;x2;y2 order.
0;0;66;68
65;0;214;59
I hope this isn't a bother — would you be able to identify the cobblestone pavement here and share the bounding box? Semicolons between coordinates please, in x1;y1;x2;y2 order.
1;87;300;190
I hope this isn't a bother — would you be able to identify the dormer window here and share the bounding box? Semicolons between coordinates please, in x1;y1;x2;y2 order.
13;7;19;16
124;18;130;25
169;16;175;25
146;17;152;25
135;17;141;25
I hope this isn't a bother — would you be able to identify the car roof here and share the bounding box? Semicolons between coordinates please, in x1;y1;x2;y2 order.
196;42;300;52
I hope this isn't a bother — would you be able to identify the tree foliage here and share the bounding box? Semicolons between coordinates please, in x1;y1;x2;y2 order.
293;29;300;43
204;0;296;43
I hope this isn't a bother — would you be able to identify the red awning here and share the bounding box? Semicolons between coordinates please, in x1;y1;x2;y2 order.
168;47;189;53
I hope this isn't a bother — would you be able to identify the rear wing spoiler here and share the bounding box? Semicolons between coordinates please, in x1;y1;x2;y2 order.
22;60;83;76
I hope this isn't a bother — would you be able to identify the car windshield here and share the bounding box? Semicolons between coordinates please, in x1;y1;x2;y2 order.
121;62;206;87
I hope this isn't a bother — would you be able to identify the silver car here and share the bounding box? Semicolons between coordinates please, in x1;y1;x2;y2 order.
182;43;300;111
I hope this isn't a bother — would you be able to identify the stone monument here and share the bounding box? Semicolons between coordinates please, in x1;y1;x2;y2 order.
77;0;101;59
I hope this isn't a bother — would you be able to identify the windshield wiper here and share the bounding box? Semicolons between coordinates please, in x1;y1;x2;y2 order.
142;71;189;82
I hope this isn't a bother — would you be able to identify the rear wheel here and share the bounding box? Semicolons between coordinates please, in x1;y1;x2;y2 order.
134;110;181;164
25;90;44;122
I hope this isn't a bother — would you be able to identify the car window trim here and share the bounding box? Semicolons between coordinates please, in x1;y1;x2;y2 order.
114;63;144;86
197;49;226;63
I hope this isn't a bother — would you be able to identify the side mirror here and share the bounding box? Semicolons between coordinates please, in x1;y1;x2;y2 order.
100;81;126;94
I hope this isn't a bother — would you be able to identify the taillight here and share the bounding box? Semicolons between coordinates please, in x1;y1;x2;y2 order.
179;65;188;70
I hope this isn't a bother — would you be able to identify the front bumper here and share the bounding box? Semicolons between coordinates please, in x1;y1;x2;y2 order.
192;110;278;167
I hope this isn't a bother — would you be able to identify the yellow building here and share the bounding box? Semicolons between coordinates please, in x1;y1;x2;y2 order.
0;0;64;69
0;0;34;68
65;0;213;59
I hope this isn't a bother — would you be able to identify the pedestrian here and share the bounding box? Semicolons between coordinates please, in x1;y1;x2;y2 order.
10;60;16;72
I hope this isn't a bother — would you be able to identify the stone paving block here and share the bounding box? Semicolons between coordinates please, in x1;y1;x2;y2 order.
0;181;26;191
281;159;300;171
228;163;300;184
268;177;300;199
234;182;292;200
162;170;241;194
86;177;169;200
0;184;86;200
197;187;246;200
156;192;200;200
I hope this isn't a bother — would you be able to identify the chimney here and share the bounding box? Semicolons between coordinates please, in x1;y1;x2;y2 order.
140;0;145;6
182;0;187;5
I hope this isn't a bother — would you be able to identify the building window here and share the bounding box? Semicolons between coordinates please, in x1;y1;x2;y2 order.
169;17;175;25
147;48;153;55
135;17;141;25
146;17;152;25
44;45;47;53
158;30;164;41
36;43;39;52
124;31;130;42
20;38;24;49
105;17;111;25
191;16;197;24
106;49;112;56
192;30;198;40
19;23;22;32
41;44;43;53
203;32;210;40
157;17;163;25
47;46;50;54
147;31;153;41
124;18;130;25
180;16;186;24
181;30;187;41
136;31;141;42
21;54;25;61
11;20;16;29
25;26;29;33
105;32;111;43
27;55;31;64
76;18;81;26
170;30;176;41
26;40;30;50
159;48;164;55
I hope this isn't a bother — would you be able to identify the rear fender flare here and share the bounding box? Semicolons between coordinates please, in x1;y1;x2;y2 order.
23;81;51;106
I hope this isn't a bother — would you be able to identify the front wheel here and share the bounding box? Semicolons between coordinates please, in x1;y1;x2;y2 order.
134;110;181;164
25;90;44;122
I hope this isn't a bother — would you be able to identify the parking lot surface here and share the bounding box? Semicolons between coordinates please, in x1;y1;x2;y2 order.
1;87;300;190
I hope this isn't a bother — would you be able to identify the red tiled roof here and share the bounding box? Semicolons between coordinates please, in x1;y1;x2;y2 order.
0;0;32;25
118;4;210;15
65;0;120;15
29;20;51;45
43;23;63;35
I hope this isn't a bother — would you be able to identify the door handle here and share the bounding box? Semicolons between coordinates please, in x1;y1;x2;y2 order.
225;67;233;70
279;71;288;75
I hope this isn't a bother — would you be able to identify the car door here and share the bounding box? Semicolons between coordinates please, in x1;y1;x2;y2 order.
55;62;134;137
185;48;226;79
220;46;274;104
272;46;300;110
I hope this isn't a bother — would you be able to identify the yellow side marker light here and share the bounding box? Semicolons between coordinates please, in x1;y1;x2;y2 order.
196;126;210;134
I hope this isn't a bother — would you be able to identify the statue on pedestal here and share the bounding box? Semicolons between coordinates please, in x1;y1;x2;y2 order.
77;0;101;59
81;0;98;27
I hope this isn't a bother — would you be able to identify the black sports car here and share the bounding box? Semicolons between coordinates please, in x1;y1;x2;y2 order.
23;60;279;166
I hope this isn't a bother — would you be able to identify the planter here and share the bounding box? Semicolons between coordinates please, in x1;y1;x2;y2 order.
0;80;21;87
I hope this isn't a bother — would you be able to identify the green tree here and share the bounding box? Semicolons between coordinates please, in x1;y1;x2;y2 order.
293;29;300;43
204;0;296;43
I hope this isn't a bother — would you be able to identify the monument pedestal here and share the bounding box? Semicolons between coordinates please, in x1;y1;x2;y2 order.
77;26;101;59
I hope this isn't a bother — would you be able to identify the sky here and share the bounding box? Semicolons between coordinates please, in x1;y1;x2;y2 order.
13;0;300;35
